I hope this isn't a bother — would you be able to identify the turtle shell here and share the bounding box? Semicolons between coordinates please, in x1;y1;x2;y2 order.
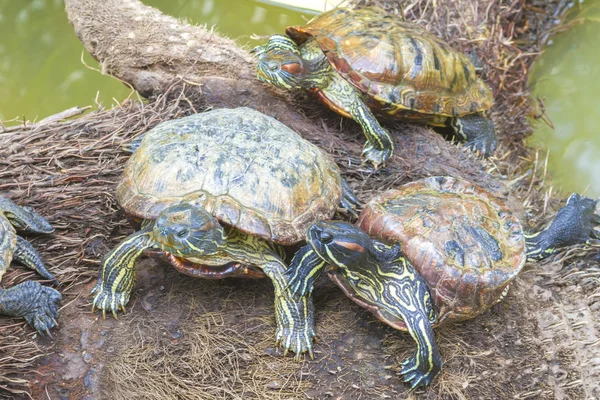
357;176;525;327
0;212;17;281
116;107;342;245
287;7;493;119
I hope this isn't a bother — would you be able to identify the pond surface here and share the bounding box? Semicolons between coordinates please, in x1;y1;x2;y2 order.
0;0;312;123
528;0;600;198
1;0;597;199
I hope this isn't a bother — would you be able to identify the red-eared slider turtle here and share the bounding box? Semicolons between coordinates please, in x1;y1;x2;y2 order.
286;176;599;387
0;196;61;334
91;107;358;357
253;7;496;167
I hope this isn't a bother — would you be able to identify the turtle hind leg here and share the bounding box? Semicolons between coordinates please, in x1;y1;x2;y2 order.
0;280;61;335
526;194;600;260
14;236;57;283
0;196;54;234
339;178;361;217
450;114;497;158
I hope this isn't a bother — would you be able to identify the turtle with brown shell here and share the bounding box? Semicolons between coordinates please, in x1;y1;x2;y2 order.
287;176;599;387
91;107;358;357
254;7;496;168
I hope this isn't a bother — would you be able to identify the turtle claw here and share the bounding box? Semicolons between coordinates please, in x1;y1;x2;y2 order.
399;353;439;389
465;135;497;158
361;143;392;170
273;292;316;360
91;280;130;320
275;323;315;360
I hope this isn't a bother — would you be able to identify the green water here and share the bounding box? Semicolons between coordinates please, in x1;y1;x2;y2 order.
0;0;313;124
2;1;598;199
529;0;600;198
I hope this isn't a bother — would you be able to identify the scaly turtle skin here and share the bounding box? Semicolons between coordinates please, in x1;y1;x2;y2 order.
287;176;599;387
253;7;496;168
91;107;358;358
0;196;61;334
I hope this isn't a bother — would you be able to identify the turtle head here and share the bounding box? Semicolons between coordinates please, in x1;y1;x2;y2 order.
306;221;376;270
253;35;305;90
0;196;54;234
306;220;441;387
153;203;226;258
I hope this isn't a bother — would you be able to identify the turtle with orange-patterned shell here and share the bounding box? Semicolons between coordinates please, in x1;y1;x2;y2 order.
254;7;496;167
286;176;599;387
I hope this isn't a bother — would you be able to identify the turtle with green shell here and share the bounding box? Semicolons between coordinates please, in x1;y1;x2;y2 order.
253;7;496;168
286;176;599;387
0;196;61;334
91;107;358;356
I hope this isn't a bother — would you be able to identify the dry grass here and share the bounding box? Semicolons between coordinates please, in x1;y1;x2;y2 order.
99;264;312;400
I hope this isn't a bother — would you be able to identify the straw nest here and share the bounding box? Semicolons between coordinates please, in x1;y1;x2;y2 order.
1;0;598;399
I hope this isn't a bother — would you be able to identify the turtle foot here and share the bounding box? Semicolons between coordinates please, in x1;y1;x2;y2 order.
361;143;392;170
527;194;600;259
453;114;497;158
0;280;61;335
91;279;130;319
399;351;441;389
275;322;316;360
274;293;316;360
465;134;497;158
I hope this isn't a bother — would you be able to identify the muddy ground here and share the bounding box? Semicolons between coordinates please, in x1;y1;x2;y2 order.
15;246;600;399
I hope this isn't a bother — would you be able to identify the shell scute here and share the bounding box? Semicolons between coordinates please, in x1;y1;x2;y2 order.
288;7;493;118
358;176;526;325
0;213;17;279
118;108;342;244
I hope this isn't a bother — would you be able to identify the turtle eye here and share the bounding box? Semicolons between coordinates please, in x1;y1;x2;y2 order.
320;231;333;244
176;228;189;238
267;61;279;72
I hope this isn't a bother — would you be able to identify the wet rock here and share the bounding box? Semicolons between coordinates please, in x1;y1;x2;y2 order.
83;352;93;363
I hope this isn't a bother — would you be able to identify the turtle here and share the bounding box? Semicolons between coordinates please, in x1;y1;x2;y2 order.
91;107;358;357
0;196;62;334
253;7;496;168
285;176;599;387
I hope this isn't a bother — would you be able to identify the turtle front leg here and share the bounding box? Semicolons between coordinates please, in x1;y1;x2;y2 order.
263;260;317;359
450;114;497;158
367;268;442;388
526;193;599;260
91;227;154;318
0;281;61;335
320;75;394;169
397;309;442;388
14;236;57;283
